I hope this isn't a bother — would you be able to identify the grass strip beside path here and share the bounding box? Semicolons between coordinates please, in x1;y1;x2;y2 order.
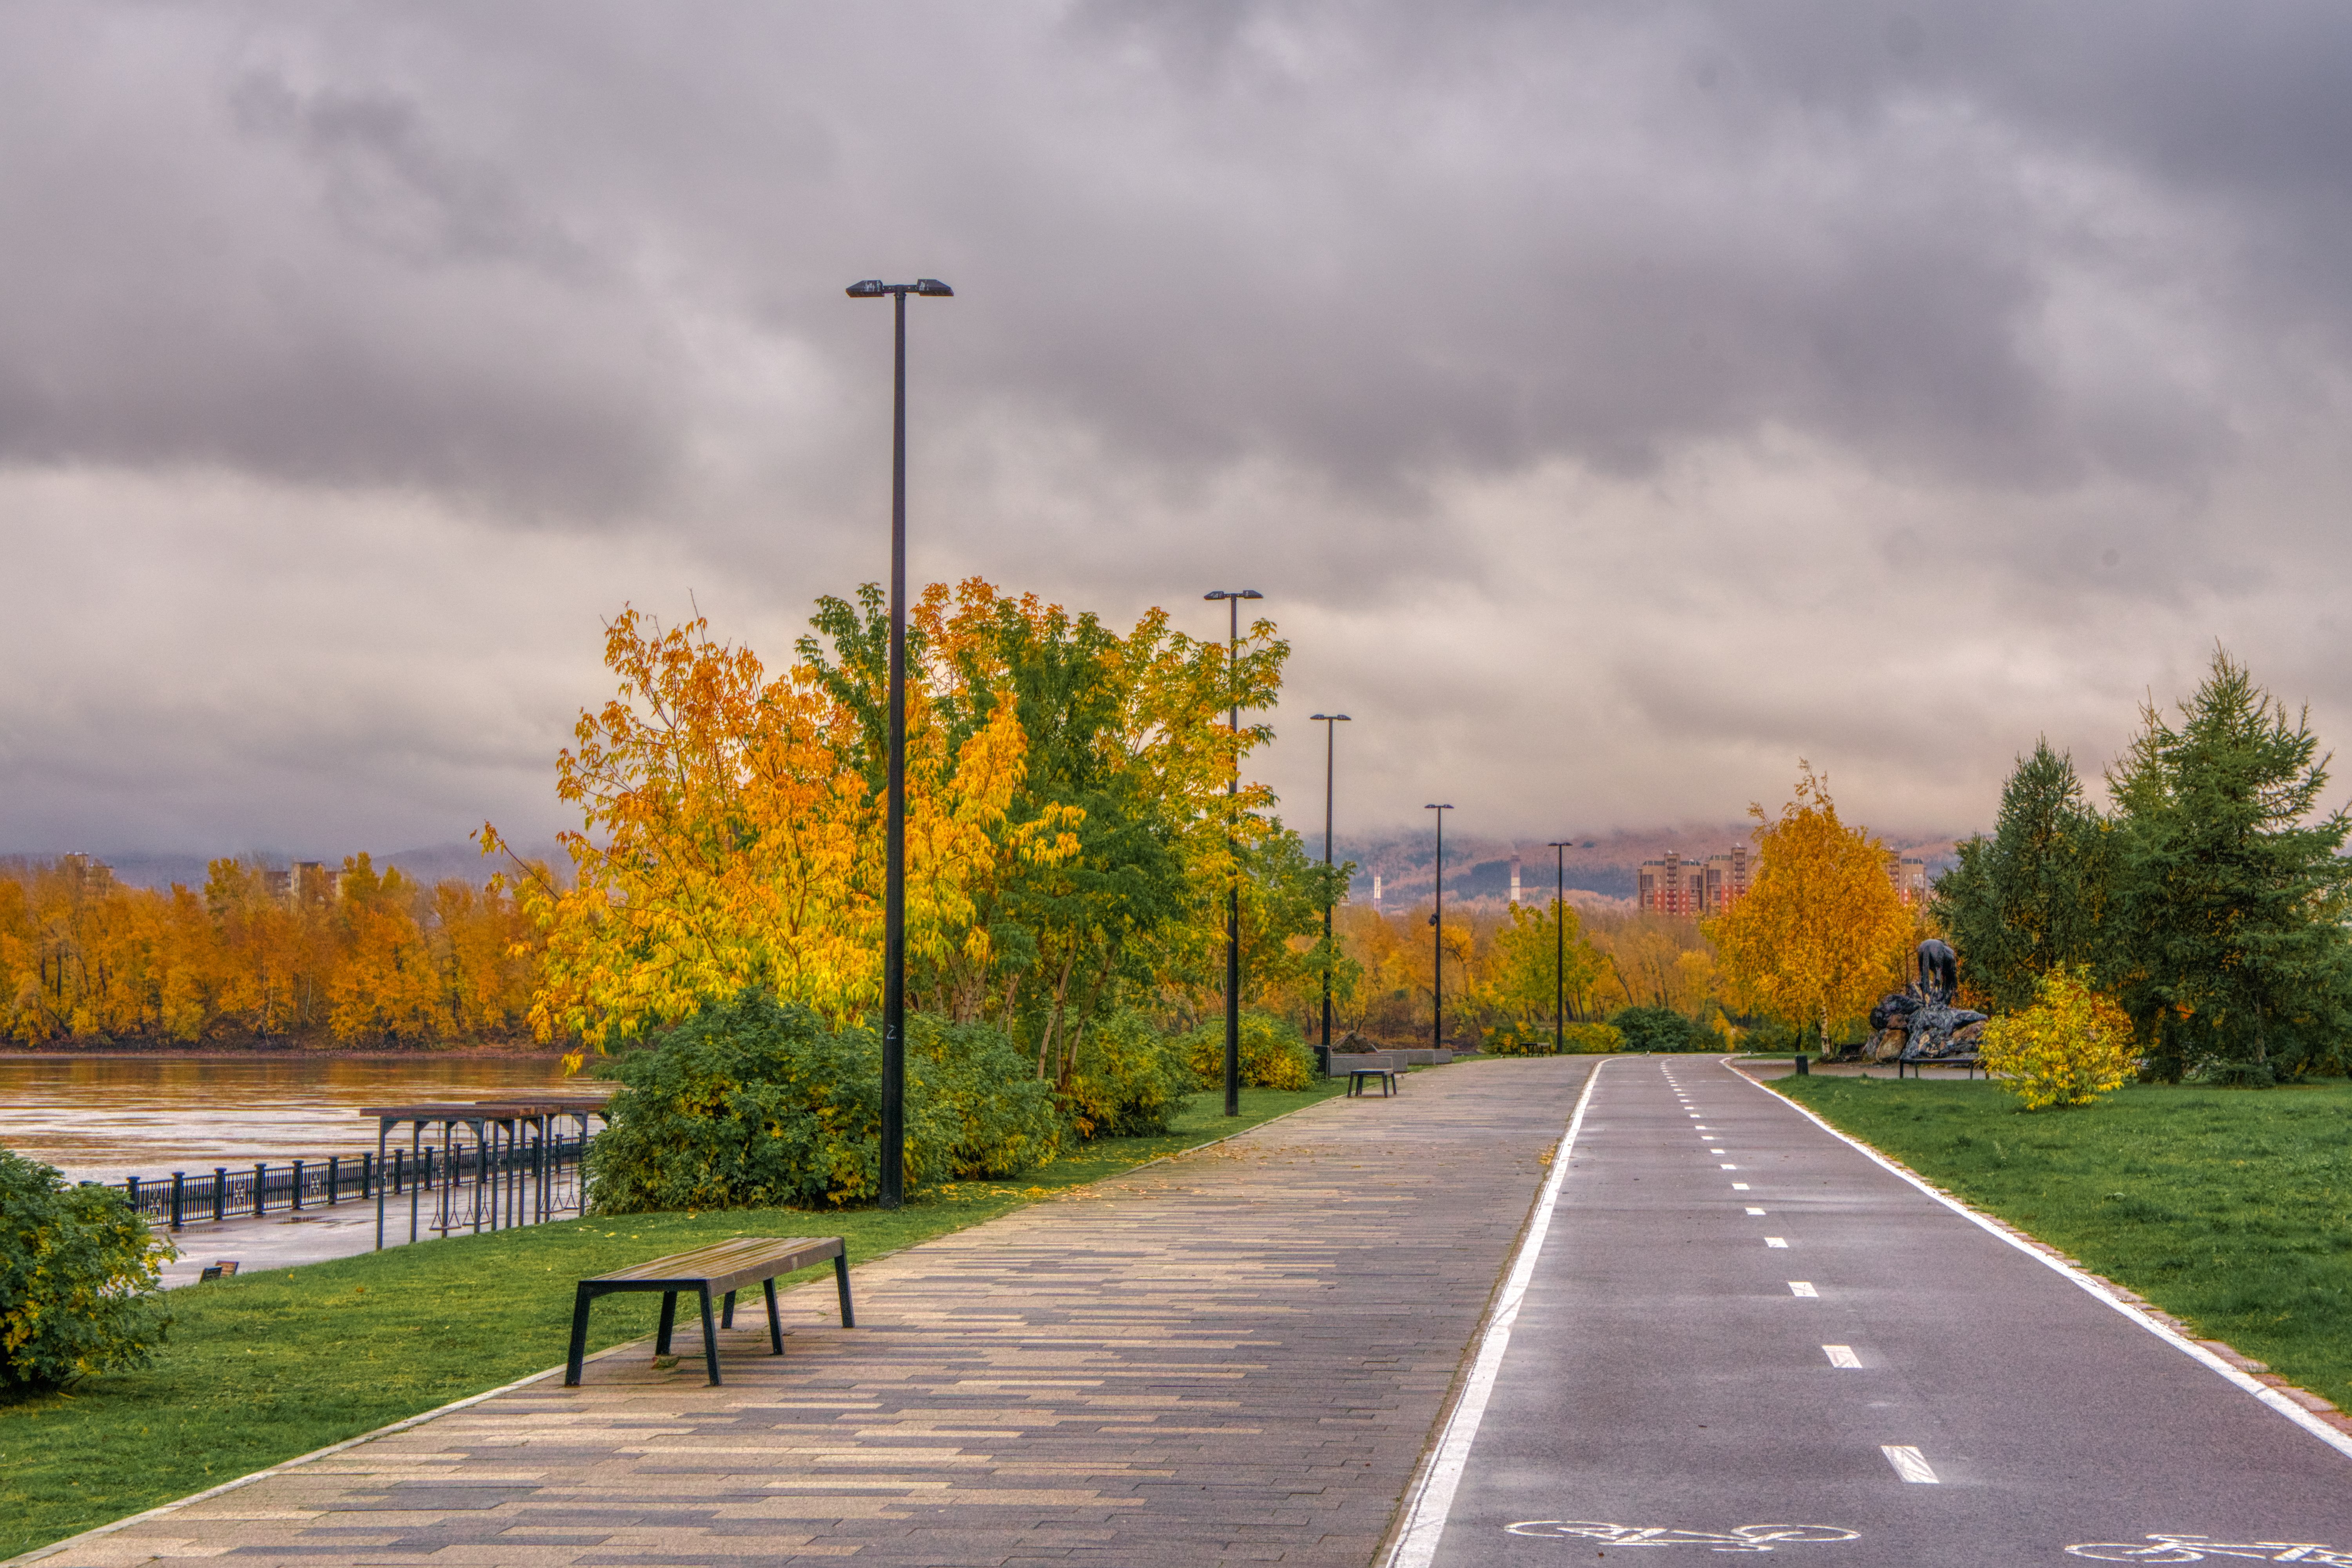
0;1079;1350;1560
1774;1074;2352;1413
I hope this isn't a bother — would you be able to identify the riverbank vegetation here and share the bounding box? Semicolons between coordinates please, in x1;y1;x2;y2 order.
1777;1073;2352;1412
0;1078;1347;1560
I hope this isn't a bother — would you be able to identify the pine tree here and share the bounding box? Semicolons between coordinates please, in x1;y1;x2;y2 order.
2105;650;2352;1082
1931;739;2110;1013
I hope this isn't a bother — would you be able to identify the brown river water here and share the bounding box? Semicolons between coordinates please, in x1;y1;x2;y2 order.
0;1055;599;1185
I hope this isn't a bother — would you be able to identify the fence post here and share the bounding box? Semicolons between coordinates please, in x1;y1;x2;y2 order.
171;1171;185;1231
214;1167;227;1221
361;1151;372;1200
127;1174;140;1218
394;1147;405;1194
255;1163;268;1217
292;1158;306;1211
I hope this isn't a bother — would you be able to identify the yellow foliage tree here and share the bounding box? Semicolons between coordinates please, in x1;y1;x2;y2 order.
484;606;1073;1056
1711;764;1914;1049
1978;965;2137;1109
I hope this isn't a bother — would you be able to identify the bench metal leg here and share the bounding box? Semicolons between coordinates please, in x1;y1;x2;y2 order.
656;1292;677;1355
722;1289;736;1329
697;1286;722;1386
565;1283;595;1387
763;1277;784;1354
833;1252;856;1327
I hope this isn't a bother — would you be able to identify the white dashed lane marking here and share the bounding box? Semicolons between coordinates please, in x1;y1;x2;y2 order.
1823;1345;1862;1368
1788;1281;1818;1297
1881;1445;1939;1483
1766;1237;1789;1249
1731;1183;1749;1191
1745;1207;1766;1215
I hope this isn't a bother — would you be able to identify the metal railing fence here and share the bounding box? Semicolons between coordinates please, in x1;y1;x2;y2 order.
95;1131;593;1231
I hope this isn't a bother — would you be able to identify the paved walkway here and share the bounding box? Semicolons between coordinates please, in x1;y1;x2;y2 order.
45;1058;1599;1568
1414;1056;2352;1567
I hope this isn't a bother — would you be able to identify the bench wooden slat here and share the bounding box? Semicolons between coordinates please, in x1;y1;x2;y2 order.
566;1235;852;1389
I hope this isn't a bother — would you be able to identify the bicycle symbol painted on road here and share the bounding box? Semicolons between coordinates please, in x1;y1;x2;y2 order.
2067;1537;2352;1564
1504;1521;1860;1553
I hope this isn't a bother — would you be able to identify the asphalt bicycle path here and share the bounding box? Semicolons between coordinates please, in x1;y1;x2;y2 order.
1405;1055;2352;1568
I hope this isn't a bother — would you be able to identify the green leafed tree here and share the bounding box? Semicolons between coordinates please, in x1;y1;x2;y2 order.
1932;739;2112;1014
2103;649;2352;1082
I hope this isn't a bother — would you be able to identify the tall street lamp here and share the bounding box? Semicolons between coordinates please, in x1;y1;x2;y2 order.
1547;840;1576;1050
1426;803;1453;1053
1309;713;1351;1065
1206;589;1262;1116
846;275;953;1209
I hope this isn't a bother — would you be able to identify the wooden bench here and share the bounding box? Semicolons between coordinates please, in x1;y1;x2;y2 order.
1347;1066;1400;1098
565;1235;853;1388
1896;1052;1981;1080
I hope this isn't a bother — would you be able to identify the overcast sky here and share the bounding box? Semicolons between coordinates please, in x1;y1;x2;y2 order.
6;0;2352;860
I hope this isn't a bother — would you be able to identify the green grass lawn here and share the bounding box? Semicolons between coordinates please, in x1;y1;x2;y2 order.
1775;1073;2352;1410
0;1080;1349;1559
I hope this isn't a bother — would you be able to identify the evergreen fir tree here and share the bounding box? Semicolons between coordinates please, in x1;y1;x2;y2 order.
1933;739;2109;1014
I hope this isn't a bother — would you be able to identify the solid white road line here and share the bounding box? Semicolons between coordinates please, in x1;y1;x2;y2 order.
1725;1057;2352;1466
1823;1345;1862;1368
1383;1059;1608;1568
1789;1281;1818;1296
1881;1445;1940;1483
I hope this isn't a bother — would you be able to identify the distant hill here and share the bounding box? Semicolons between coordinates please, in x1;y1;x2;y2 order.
1335;825;1962;911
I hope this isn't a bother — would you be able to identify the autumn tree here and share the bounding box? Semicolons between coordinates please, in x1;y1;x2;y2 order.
1710;765;1914;1049
1479;900;1608;1041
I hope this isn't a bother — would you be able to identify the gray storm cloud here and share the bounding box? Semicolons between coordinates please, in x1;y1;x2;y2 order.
2;0;2349;857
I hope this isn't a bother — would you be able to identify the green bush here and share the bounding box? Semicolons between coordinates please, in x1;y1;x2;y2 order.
1610;1005;1716;1053
1184;1010;1318;1091
0;1148;171;1395
586;992;1058;1213
1064;1010;1193;1138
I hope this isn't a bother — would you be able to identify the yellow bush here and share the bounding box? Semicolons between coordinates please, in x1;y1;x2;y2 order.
1978;965;2137;1109
1184;1012;1316;1090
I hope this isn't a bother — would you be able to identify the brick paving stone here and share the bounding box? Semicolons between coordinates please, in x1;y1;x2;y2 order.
40;1058;1594;1568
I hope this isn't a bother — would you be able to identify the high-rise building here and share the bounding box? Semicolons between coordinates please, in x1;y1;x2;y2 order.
1885;851;1929;906
1637;845;1755;917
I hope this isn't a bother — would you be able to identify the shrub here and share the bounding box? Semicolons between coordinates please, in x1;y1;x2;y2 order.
1183;1010;1318;1091
1610;1005;1715;1053
586;991;1057;1212
909;1015;1063;1178
0;1148;172;1395
1064;1010;1193;1138
1979;965;2138;1110
1560;1022;1625;1054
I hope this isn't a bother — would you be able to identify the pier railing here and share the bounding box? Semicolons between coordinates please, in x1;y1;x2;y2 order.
100;1130;594;1231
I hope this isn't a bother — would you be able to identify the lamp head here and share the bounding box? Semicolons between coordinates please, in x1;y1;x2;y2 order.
1425;803;1453;811
845;280;886;298
1203;588;1264;601
1309;712;1352;722
914;278;954;296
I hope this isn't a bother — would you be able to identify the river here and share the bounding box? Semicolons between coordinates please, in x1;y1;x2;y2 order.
0;1055;602;1185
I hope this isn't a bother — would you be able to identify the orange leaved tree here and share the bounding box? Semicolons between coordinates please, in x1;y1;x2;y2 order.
1710;764;1915;1049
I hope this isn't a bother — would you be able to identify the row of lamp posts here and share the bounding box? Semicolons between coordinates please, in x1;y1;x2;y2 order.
848;274;1579;1205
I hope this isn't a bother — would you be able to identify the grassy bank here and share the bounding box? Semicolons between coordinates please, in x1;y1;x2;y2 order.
0;1080;1349;1559
1775;1074;2352;1410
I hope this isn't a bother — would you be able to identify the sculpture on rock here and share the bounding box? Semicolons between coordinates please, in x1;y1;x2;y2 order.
1852;939;1985;1063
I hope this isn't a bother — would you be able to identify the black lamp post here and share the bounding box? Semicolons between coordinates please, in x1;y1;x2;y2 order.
1205;589;1262;1116
1426;803;1453;1052
1309;713;1351;1063
1547;840;1575;1049
846;275;953;1209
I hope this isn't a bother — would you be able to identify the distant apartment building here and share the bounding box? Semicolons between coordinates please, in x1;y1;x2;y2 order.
1886;851;1928;906
1637;846;1755;918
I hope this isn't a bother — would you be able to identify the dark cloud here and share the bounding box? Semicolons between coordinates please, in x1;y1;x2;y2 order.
3;0;2352;850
